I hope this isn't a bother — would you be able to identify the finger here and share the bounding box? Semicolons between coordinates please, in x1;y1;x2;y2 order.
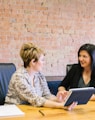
68;102;78;111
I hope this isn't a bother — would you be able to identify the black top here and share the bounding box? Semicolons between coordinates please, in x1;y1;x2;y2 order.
60;64;95;90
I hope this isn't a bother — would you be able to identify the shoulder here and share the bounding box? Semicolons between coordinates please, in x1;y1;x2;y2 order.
12;67;29;80
72;64;80;69
68;64;82;73
16;67;27;73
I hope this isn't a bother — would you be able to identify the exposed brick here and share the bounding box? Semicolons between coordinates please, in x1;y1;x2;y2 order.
0;0;95;76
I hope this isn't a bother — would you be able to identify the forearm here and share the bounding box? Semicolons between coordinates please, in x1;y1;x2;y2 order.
43;99;77;111
43;99;64;109
49;95;59;102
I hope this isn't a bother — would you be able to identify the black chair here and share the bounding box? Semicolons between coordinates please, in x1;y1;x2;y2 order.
66;64;78;74
0;63;16;105
66;64;73;74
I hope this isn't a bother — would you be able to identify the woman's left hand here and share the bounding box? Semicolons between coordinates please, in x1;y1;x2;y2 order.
66;102;78;111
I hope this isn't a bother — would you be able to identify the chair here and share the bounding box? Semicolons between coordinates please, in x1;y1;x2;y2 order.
66;64;73;74
66;64;78;74
47;80;61;95
0;63;16;105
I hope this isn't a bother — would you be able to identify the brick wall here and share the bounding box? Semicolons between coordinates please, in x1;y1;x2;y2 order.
0;0;95;76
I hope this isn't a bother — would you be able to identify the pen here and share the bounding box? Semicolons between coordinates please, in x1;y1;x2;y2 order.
39;110;45;116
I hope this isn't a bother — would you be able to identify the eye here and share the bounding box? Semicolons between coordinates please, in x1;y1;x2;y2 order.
83;55;88;58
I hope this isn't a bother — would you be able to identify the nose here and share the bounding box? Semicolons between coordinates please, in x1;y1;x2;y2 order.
79;56;83;62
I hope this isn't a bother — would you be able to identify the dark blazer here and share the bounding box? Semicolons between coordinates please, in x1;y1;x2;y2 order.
60;64;95;90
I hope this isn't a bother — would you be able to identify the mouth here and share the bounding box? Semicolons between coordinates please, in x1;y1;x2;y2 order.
80;62;85;66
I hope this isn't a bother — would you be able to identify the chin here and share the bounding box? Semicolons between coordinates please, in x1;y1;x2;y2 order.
80;64;85;67
81;65;86;68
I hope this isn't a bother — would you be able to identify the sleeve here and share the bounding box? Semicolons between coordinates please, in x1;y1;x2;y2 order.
59;64;77;90
37;72;52;99
12;73;46;107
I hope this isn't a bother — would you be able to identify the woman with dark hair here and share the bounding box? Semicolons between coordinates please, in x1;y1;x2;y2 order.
58;43;95;101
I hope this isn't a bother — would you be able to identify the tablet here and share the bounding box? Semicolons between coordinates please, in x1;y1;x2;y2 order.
64;87;95;106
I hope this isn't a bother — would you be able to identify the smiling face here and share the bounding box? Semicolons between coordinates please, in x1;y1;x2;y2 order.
78;50;91;69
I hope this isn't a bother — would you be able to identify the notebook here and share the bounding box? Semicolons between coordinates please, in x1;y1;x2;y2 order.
63;87;95;106
0;104;24;117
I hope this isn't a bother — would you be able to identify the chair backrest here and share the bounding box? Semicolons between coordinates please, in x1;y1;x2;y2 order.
66;64;78;74
66;64;73;74
0;63;16;105
47;80;61;95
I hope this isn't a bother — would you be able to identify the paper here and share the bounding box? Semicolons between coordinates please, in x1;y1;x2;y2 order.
0;104;24;117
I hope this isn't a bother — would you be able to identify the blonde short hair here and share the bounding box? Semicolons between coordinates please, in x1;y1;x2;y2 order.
20;42;44;68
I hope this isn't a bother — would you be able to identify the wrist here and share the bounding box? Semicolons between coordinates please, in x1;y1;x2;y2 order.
58;86;66;91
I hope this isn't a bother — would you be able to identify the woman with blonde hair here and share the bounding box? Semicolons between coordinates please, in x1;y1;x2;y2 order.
5;42;77;110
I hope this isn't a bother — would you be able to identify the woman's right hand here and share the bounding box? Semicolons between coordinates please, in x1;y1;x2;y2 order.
57;90;68;102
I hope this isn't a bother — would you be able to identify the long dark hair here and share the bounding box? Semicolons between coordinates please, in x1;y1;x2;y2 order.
78;43;95;72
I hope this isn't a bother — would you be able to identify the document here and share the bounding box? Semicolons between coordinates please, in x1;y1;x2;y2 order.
63;87;95;106
0;104;24;117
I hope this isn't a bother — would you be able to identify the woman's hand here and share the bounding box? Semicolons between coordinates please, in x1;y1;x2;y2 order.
66;102;78;111
90;94;95;101
64;102;78;111
57;90;68;102
57;91;78;111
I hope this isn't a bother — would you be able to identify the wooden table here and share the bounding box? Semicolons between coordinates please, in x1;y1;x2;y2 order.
0;101;95;120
